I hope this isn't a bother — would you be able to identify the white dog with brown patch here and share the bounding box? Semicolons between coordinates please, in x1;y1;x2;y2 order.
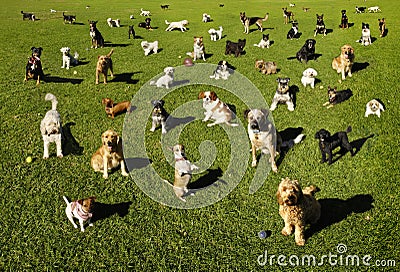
63;196;95;232
199;91;238;127
186;36;206;61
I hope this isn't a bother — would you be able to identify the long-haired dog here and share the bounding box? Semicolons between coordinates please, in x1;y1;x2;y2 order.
150;67;175;88
287;21;299;39
378;18;386;37
40;93;63;159
199;91;238;127
356;23;371;46
21;11;36;21
240;12;269;34
315;126;355;164
141;40;158;56
107;18;120;27
253;34;270;48
208;26;223;41
89;21;104;48
332;44;355;80
340;10;349;29
150;99;169;134
270;78;294;111
296;38;316;63
101;98;131;119
323;86;353;108
60;47;79;69
282;8;294;24
91;129;129;179
165;19;189;32
314;14;326;36
365;99;384;118
276;177;320;246
95;49;114;84
255;59;277;75
63;196;95;232
225;39;246;57
210;60;230;80
25;46;44;85
63;12;76;24
138;17;152;30
186;36;206;61
301;68;318;89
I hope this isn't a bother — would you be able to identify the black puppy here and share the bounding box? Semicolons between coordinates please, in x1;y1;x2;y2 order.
225;39;246;57
150;100;169;134
287;21;299;39
315;126;355;164
21;11;35;21
89;21;104;48
63;12;76;24
138;18;152;30
296;39;316;63
323;86;353;108
314;14;326;36
128;25;135;39
340;10;348;29
24;47;44;85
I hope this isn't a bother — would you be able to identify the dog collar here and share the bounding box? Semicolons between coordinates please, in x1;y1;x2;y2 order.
175;157;186;162
73;201;92;220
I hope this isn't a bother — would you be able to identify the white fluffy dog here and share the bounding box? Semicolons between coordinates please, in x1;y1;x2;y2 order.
141;40;158;56
107;18;120;27
365;99;384;117
60;47;79;69
202;13;211;22
165;19;189;32
208;26;223;41
40;93;63;159
301;68;318;88
150;67;174;88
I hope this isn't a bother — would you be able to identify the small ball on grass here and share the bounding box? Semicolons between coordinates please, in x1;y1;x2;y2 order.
26;156;32;163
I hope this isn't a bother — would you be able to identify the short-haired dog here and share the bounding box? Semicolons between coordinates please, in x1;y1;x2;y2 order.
323;86;353;108
314;14;326;36
296;38;316;63
355;6;366;13
210;60;230;80
95;49;114;84
140;8;151;16
356;23;371;46
138;17;152;30
301;68;318;89
253;34;270;48
282;8;294;24
89;20;104;48
368;6;381;13
63;196;95;232
240;12;269;34
208;26;223;41
199;91;238;127
365;99;384;118
63;12;76;24
150;67;175;88
287;21;299;39
186;36;206;61
270;78;294;111
141;40;158;56
60;47;79;69
107;18;120;27
332;44;355;80
101;98;131;119
165;19;189;32
378;18;386;37
25;46;44;85
340;10;349;29
128;25;136;39
225;39;246;57
21;11;35;21
150;99;169;134
255;59;277;75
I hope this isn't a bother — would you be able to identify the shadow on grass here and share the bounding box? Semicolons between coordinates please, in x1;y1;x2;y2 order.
188;167;226;190
111;72;140;84
276;127;305;167
306;194;374;239
92;200;133;222
62;122;84;156
331;134;374;163
125;157;152;170
165;115;196;132
44;75;84;84
352;62;369;73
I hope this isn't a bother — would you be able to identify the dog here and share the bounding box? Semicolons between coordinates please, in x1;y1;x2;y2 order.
91;129;129;179
63;196;95;232
315;126;355;164
140;8;151;16
289;3;295;7
219;4;224;7
40;93;63;159
208;26;223;41
296;38;316;63
255;60;277;75
141;41;158;56
210;60;230;80
301;68;318;89
244;109;304;172
287;21;299;39
21;11;35;21
202;13;211;22
186;36;206;61
138;17;152;30
282;8;294;24
128;25;135;39
25;46;44;85
357;23;371;46
355;6;366;13
199;91;238;127
276;177;321;246
368;6;381;13
378;18;386;37
253;34;270;48
240;12;269;34
62;12;76;24
107;18;120;27
150;100;169;134
314;14;326;36
332;44;355;80
161;4;170;10
150;67;174;88
303;7;310;12
323;86;353;108
101;98;131;119
270;78;294;111
365;99;384;118
165;19;189;32
95;49;114;84
340;10;349;29
60;47;79;69
225;39;246;57
89;21;104;49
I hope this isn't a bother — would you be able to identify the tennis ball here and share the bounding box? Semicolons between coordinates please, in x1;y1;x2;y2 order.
73;71;77;75
320;85;324;89
26;156;32;163
258;230;267;239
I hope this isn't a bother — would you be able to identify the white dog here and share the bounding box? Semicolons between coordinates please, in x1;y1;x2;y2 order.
253;34;270;48
301;68;318;88
63;196;95;232
140;8;151;16
150;67;174;88
368;6;381;13
210;60;230;80
107;18;120;27
141;40;158;56
202;13;211;22
165;19;189;32
40;93;63;159
60;47;79;70
208;26;223;41
365;99;384;117
198;91;238;127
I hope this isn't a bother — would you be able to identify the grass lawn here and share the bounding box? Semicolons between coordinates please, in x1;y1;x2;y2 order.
0;0;399;270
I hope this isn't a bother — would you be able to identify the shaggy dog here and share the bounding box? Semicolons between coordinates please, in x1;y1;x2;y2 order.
301;68;318;88
210;60;230;80
255;59;277;75
365;99;384;118
150;99;169;134
208;26;223;41
150;67;175;88
225;39;246;57
141;40;158;56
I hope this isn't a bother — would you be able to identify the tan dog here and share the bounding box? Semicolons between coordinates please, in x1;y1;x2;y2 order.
282;8;294;24
91;129;129;179
96;49;114;84
101;98;131;119
332;44;355;80
276;177;320;246
198;91;238;127
255;59;277;75
63;196;95;232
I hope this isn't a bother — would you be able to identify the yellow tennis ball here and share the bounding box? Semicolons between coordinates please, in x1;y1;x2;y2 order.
320;85;324;89
26;156;32;163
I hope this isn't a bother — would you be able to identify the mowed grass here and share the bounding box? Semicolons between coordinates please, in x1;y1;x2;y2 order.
1;0;399;270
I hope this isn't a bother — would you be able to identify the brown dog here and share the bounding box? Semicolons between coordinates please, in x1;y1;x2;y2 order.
96;49;114;84
255;59;277;75
91;129;129;179
332;44;355;80
282;8;294;24
101;98;131;119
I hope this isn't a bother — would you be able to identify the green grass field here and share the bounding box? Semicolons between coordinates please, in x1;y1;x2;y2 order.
1;0;399;270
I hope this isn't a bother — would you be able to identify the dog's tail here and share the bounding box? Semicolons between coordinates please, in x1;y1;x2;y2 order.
45;93;58;111
165;20;170;25
106;48;114;58
262;13;269;21
346;126;352;133
281;133;305;149
73;51;79;62
62;195;70;205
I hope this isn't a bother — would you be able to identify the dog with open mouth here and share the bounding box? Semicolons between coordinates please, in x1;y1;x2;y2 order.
296;39;316;63
186;36;206;61
332;44;355;80
199;91;238;127
25;46;44;85
63;196;95;232
270;78;294;111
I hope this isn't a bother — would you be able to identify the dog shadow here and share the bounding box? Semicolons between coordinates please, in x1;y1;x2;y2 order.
188;167;226;190
111;72;140;84
72;22;85;26
76;60;90;67
325;28;334;35
62;122;84;156
306;194;374;239
371;37;378;44
276;127;305;167
131;35;144;39
289;85;300;109
170;79;190;87
92;200;133;223
347;22;355;28
44;75;84;84
165;115;196;131
125;157;152;170
352;62;369;73
313;53;323;61
104;42;130;47
331;134;374;163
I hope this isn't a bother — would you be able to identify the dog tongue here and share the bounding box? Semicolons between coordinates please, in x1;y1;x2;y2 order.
108;146;113;151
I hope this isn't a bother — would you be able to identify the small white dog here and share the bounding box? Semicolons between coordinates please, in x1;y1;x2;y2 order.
141;40;158;56
202;13;211;22
365;99;384;117
60;47;79;69
140;8;151;16
107;18;120;27
210;60;230;80
253;34;270;48
165;19;189;32
301;68;318;89
40;93;63;159
63;196;95;232
208;26;223;41
368;6;381;13
198;91;238;127
150;67;174;88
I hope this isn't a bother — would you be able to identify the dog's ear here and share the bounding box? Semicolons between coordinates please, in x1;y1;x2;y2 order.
198;92;205;99
276;189;284;205
286;78;291;82
160;100;165;106
39;47;43;51
210;91;217;101
151;100;156;106
31;46;35;51
243;109;250;119
260;108;269;118
315;131;320;139
167;146;174;152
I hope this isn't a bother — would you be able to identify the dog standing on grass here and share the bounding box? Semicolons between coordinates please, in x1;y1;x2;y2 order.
96;49;114;84
240;12;269;34
63;196;95;232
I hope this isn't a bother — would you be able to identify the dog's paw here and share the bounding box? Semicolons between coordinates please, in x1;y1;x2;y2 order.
281;228;290;236
103;174;108;179
296;239;306;246
57;154;63;158
251;160;257;167
122;171;129;177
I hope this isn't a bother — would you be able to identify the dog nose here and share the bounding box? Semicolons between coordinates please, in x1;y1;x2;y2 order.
107;141;112;146
250;123;259;130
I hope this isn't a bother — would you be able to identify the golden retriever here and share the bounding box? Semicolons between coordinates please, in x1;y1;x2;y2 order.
332;44;355;80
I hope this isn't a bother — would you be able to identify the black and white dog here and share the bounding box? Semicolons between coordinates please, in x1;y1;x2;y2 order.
21;11;36;21
63;12;76;24
150;100;169;134
24;47;44;85
210;60;230;80
89;21;104;48
314;14;326;36
270;78;294;111
296;39;316;63
287;21;299;39
356;23;371;46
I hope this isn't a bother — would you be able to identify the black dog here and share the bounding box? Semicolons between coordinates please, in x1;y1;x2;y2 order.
128;25;135;39
150;100;169;134
24;47;44;85
225;39;246;57
355;6;366;13
160;4;170;10
323;86;353;108
340;10;348;29
314;14;326;36
138;18;152;30
296;39;316;63
63;12;76;24
21;11;35;21
315;126;355;164
287;21;299;39
89;21;104;48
